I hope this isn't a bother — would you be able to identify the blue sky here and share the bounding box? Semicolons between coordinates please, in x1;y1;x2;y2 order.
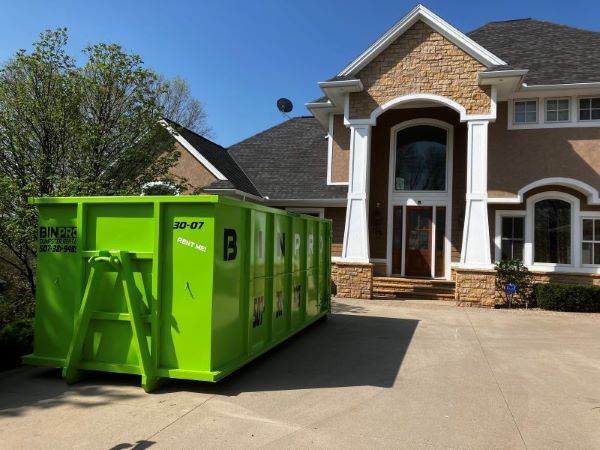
0;0;598;146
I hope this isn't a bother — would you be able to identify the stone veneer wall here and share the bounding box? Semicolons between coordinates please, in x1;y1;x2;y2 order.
454;269;497;307
332;262;373;299
455;268;600;307
349;20;492;119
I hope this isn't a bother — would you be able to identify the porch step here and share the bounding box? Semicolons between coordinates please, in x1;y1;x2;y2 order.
372;277;456;301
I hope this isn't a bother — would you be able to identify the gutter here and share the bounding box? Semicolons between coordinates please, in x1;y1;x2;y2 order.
203;189;347;207
521;82;600;91
203;188;265;203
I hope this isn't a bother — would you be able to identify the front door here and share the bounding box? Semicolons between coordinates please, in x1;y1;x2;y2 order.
405;206;433;277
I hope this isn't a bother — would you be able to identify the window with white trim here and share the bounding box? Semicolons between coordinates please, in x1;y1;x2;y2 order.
514;100;537;124
534;199;571;264
545;98;569;122
500;216;524;260
579;98;600;121
581;218;600;265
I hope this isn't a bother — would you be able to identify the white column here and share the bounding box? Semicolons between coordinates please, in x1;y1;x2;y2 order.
341;124;371;262
460;120;492;268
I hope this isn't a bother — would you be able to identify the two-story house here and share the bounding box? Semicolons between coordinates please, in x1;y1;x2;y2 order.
169;5;600;305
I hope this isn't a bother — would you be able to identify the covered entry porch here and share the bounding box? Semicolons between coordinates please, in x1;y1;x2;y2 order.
342;94;493;282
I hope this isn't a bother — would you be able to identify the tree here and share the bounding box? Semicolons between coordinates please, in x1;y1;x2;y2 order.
159;76;211;136
0;28;207;297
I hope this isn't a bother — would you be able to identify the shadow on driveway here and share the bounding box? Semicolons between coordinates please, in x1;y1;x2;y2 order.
0;312;418;415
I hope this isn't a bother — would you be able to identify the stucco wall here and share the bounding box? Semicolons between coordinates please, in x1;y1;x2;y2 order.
169;142;218;192
488;102;600;198
325;206;346;257
367;107;467;263
348;20;492;119
331;115;350;183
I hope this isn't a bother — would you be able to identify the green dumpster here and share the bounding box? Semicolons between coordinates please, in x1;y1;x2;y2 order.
23;195;331;391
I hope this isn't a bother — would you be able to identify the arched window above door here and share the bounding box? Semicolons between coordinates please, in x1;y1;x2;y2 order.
394;125;447;191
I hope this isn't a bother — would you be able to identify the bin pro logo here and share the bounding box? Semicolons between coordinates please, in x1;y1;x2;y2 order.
39;226;77;253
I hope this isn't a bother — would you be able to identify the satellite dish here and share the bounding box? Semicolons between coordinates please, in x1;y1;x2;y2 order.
277;98;293;114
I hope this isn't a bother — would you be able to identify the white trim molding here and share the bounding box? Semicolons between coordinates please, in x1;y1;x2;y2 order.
488;177;600;205
459;119;493;269
524;191;580;269
494;210;527;263
160;120;227;181
345;91;497;126
338;4;505;77
341;124;371;262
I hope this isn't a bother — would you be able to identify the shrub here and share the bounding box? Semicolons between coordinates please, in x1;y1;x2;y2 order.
0;319;34;371
535;283;600;312
494;259;533;306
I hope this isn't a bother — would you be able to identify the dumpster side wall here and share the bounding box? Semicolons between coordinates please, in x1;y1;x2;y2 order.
210;203;250;370
33;204;81;362
159;202;215;374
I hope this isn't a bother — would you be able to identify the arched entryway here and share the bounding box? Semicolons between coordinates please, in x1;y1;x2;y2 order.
386;119;453;278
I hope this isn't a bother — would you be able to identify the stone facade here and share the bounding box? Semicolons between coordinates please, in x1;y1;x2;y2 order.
455;268;600;307
454;269;497;307
332;261;373;299
348;20;492;119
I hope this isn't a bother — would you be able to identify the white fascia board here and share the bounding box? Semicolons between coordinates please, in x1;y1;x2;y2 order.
521;82;600;91
478;70;529;82
337;4;505;77
161;121;227;181
266;198;347;207
203;188;264;203
305;100;334;109
318;79;364;90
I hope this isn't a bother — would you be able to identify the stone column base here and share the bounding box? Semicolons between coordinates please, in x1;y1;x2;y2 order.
454;268;498;307
332;261;373;299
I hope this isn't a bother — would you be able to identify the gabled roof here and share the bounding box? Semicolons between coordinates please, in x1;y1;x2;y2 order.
337;4;505;77
166;120;260;196
222;117;347;201
468;19;600;85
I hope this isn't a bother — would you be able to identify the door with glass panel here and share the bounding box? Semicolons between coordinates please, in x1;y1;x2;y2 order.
392;205;446;277
405;207;433;277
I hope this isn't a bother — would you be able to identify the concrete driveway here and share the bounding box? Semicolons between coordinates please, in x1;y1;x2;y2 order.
1;299;600;449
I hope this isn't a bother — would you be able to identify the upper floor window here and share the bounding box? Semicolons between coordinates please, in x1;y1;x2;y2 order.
546;98;570;122
534;199;571;264
514;100;537;124
394;125;447;191
579;98;600;121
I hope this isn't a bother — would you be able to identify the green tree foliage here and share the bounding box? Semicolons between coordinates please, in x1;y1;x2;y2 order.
0;28;208;298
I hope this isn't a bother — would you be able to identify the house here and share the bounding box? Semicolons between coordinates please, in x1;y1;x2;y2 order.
169;4;600;306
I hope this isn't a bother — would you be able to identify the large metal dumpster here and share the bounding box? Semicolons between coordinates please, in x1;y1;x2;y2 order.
23;195;331;391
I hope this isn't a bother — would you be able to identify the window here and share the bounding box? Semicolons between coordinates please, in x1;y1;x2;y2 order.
394;125;447;191
579;98;600;121
500;216;524;260
581;218;600;265
514;100;537;124
545;99;570;122
534;199;571;264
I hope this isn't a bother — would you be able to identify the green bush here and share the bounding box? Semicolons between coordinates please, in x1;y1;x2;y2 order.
495;259;533;306
535;284;600;312
0;319;34;371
